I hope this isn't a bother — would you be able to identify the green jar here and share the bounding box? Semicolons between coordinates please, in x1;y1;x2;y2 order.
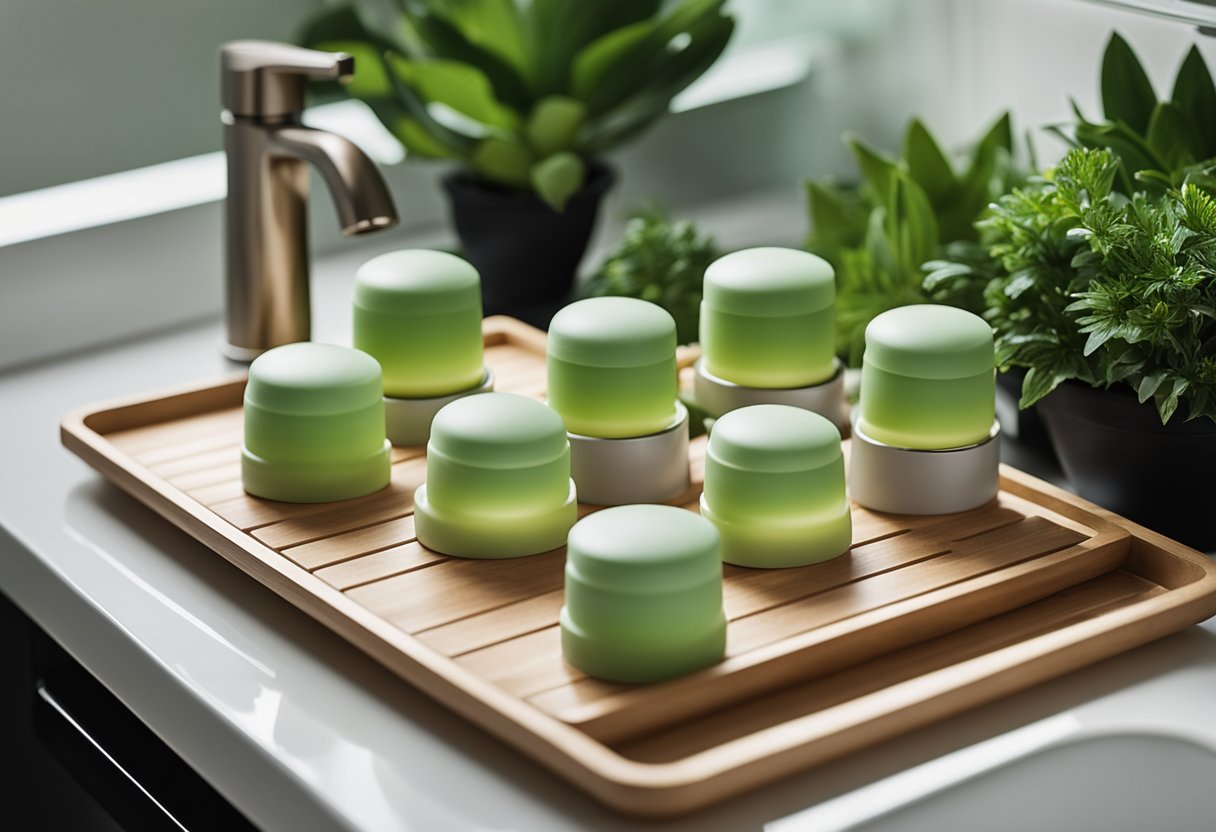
560;505;726;683
857;304;996;450
702;404;851;567
353;249;485;399
413;393;577;558
700;247;836;388
242;342;391;503
547;297;679;439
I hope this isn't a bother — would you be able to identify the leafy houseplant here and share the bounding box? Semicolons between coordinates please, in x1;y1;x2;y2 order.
582;208;719;345
302;0;734;317
1051;33;1216;196
805;113;1020;364
927;147;1216;547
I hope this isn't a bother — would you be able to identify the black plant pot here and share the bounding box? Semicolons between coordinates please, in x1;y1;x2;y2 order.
443;164;615;328
995;367;1055;458
1037;381;1216;550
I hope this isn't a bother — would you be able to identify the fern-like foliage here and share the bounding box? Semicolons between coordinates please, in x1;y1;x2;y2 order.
925;147;1216;423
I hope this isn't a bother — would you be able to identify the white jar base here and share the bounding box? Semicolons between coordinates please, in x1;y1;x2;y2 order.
692;358;848;431
848;414;1000;515
567;403;692;506
383;368;494;447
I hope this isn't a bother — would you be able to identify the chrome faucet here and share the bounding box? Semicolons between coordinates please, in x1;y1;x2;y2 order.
220;41;398;360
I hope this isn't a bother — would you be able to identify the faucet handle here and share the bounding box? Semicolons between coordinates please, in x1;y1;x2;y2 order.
221;40;355;120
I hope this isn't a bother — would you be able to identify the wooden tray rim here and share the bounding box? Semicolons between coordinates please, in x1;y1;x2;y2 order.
59;318;1216;817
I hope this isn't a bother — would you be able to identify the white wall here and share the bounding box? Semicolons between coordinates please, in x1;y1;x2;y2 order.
0;0;323;196
946;0;1216;165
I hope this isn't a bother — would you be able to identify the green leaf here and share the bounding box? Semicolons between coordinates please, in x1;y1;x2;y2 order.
525;0;662;95
805;180;868;262
525;96;586;155
419;0;531;82
471;135;535;186
903;119;957;206
388;57;522;131
1074;119;1167;192
530;151;586;211
576;11;733;152
1101;32;1157;135
1146;101;1200;173
570;0;729;116
390;115;457;158
1020;366;1067;408
847;134;900;208
1137;370;1168;403
887;171;938;275
1171;45;1216;159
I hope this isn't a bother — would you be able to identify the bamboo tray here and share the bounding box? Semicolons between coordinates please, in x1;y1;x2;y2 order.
62;316;1216;817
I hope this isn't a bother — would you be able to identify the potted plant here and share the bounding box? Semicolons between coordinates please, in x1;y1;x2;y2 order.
302;0;734;319
804;112;1021;365
928;146;1216;549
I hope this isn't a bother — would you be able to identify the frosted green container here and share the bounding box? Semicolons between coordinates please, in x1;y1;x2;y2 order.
353;249;485;399
700;247;836;388
413;393;577;558
242;342;391;503
858;304;996;450
547;297;679;439
702;404;851;567
560;505;726;683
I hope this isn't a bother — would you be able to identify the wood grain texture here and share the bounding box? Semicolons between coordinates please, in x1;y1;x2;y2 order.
59;315;1216;818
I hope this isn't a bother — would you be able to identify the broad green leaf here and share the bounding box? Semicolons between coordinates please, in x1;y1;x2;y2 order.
531;151;586;211
525;96;586;156
396;10;534;110
391;115;456;158
1101;32;1157;135
847;134;899;208
886;171;938;275
805;179;868;261
388;56;522;131
570;20;653;103
525;0;662;96
471;135;534;186
578;13;733;152
419;0;531;82
1171;45;1216;159
1137;370;1168;403
903;119;957;207
571;0;729;116
1019;366;1067;408
1146;101;1200;173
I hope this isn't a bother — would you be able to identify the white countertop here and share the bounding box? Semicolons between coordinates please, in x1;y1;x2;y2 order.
4;224;1216;831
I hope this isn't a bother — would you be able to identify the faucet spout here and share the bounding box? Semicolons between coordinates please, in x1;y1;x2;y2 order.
270;126;398;236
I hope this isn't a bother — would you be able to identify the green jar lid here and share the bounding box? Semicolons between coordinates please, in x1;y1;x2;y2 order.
354;249;481;316
428;392;568;469
567;505;720;593
703;247;835;318
245;342;383;416
864;304;995;380
708;404;841;473
548;297;676;369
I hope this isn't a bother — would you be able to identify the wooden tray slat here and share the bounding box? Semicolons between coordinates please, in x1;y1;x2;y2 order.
60;316;1216;818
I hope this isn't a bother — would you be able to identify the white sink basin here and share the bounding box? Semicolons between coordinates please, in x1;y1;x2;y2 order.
854;733;1216;832
773;723;1216;832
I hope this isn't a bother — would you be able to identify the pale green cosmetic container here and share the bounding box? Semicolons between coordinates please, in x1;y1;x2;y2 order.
700;248;836;388
547;297;679;439
353;250;485;399
857;305;996;450
560;505;726;684
413;393;577;558
702;405;851;568
242;343;391;503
